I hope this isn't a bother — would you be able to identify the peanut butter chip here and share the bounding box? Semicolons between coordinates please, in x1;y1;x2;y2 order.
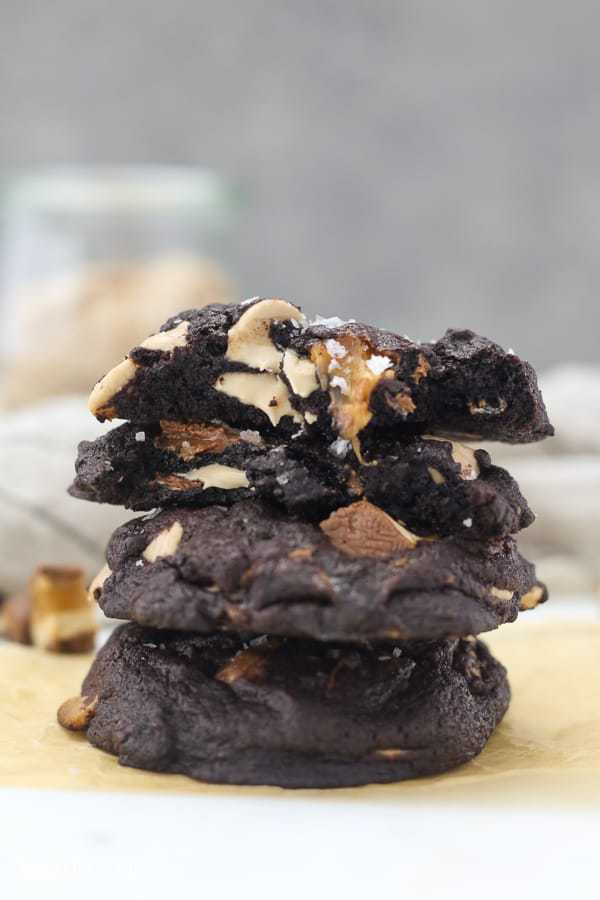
520;585;545;611
319;500;419;558
57;694;98;732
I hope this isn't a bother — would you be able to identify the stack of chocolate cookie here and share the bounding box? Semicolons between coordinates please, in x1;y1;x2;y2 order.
59;298;552;788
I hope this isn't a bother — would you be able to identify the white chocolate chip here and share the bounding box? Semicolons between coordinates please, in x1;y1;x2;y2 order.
88;358;137;417
143;521;184;563
178;463;249;490
140;320;190;352
428;466;446;485
88;564;112;600
226;298;304;371
87;322;189;418
304;411;318;424
215;372;303;426
282;348;319;397
490;587;514;601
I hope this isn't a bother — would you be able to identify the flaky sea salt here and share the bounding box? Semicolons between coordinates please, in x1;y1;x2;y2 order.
330;375;349;394
250;635;269;647
325;338;347;359
310;315;348;328
463;518;473;528
240;429;263;446
366;354;393;375
329;437;350;458
135;431;146;442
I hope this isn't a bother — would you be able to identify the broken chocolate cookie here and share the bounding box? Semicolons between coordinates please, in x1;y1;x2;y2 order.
58;622;510;788
93;500;545;642
70;421;533;540
87;298;553;445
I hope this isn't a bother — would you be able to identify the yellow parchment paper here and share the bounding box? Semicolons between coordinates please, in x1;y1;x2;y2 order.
1;623;600;805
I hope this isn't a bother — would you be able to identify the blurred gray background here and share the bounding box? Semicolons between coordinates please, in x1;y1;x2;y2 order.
1;0;598;367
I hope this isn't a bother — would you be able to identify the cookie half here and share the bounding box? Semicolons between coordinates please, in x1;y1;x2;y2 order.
58;623;510;789
94;500;546;641
86;298;553;444
70;421;533;540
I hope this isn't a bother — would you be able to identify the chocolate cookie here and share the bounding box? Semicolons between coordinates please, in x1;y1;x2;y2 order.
70;421;533;540
93;500;546;641
87;298;553;444
58;623;510;788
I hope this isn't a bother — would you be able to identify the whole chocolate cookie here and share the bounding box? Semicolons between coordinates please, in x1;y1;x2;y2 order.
70;421;533;540
93;500;546;641
58;623;510;788
87;298;553;445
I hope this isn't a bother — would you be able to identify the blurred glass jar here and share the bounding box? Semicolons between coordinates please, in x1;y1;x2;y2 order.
0;166;239;409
